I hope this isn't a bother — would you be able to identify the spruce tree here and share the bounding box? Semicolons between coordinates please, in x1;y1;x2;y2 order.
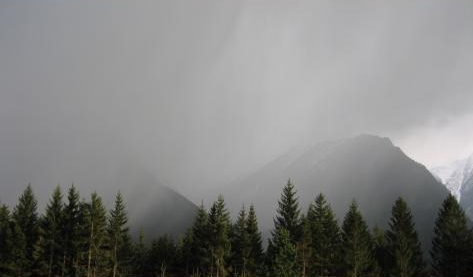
267;179;301;275
107;191;129;277
83;192;107;277
306;193;341;276
246;204;264;276
174;234;189;277
208;195;231;277
42;186;64;277
372;225;388;276
12;184;39;276
189;203;210;276
133;227;147;277
63;184;81;277
180;229;194;276
268;228;297;277
431;194;473;276
341;200;373;277
273;179;301;244
32;223;48;276
230;206;250;277
298;214;311;277
10;219;27;276
386;197;425;277
0;204;13;274
147;235;176;277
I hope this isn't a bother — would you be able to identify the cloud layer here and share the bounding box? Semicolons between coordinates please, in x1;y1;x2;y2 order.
1;1;472;204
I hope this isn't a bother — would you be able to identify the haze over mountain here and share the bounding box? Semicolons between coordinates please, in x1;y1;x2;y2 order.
112;162;197;239
1;4;473;276
0;160;198;241
225;134;449;252
1;2;473;210
431;154;473;219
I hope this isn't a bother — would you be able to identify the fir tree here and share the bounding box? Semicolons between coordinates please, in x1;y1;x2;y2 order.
268;228;297;277
298;215;311;277
189;203;210;277
32;223;49;276
273;179;301;244
63;184;82;277
306;193;341;276
208;195;231;277
431;194;473;276
83;192;107;277
386;197;425;277
341;200;373;277
107;191;130;277
42;186;64;277
12;184;39;276
133;227;147;277
372;225;388;276
246;204;264;277
10;220;27;276
230;206;250;277
0;204;14;274
147;235;176;277
174;234;189;277
179;229;194;276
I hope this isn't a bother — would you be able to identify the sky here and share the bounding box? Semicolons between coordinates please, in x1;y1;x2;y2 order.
1;1;473;205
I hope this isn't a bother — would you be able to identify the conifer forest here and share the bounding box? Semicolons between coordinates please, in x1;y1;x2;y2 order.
1;181;473;277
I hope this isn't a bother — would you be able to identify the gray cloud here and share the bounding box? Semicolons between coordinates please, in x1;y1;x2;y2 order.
1;1;473;205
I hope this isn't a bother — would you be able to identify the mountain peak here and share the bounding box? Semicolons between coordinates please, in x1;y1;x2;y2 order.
349;134;395;149
353;133;393;143
430;153;473;219
227;135;448;254
430;153;473;200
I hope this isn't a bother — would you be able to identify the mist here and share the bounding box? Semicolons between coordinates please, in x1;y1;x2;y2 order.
1;1;473;208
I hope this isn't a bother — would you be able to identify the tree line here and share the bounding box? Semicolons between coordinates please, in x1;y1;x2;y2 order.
1;180;473;277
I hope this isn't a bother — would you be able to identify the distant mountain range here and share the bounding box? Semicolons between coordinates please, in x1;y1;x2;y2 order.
2;134;456;249
224;134;449;253
430;154;473;220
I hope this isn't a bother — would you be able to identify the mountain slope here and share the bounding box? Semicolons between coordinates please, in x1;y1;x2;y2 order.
431;154;473;219
225;134;449;253
110;163;197;240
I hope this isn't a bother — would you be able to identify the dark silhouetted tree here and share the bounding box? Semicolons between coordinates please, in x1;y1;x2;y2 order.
42;186;64;277
188;203;210;276
83;192;108;277
431;194;473;276
230;206;250;277
0;204;15;274
372;225;388;276
208;195;231;277
147;235;176;277
306;193;341;276
12;184;39;276
107;191;130;277
386;197;425;277
298;214;311;277
63;184;81;277
273;179;301;244
268;228;297;277
246;204;264;276
133;227;147;276
341;200;373;277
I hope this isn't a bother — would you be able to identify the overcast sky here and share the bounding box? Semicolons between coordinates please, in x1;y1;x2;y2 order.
1;1;473;205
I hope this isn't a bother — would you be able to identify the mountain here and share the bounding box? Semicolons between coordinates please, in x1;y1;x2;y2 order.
431;154;473;220
103;162;198;241
225;134;449;253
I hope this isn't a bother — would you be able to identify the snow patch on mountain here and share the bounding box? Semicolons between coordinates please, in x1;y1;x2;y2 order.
430;154;473;201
